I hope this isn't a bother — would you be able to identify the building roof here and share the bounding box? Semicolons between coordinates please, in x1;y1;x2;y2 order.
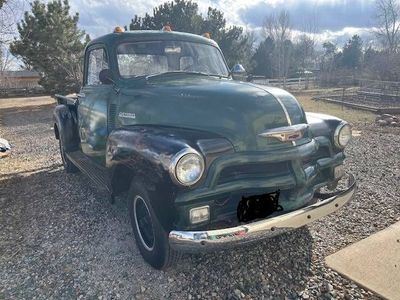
0;71;40;78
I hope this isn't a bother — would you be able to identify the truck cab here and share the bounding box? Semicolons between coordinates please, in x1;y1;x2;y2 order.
54;27;356;269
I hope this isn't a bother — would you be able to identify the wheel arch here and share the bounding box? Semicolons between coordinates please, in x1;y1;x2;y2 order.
110;160;178;231
110;164;135;196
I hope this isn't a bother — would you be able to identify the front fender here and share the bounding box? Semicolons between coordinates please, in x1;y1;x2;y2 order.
53;105;80;152
106;125;233;230
306;112;343;139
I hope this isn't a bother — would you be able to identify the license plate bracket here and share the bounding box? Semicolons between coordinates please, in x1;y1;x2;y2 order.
237;191;282;223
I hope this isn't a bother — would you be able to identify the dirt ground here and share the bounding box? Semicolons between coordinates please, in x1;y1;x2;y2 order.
1;96;399;299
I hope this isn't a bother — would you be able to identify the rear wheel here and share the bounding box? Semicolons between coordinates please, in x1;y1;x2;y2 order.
58;136;79;173
128;180;181;269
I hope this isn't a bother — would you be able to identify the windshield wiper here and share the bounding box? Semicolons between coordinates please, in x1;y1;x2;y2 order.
146;71;217;80
128;71;224;81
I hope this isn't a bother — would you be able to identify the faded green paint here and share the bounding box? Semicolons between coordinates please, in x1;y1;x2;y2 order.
115;76;306;152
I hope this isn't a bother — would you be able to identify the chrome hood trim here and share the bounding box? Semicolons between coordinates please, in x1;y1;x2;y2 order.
258;123;309;142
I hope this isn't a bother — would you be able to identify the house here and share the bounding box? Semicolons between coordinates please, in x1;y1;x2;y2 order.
0;70;41;89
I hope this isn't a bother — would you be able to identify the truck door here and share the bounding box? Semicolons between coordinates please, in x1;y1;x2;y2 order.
78;45;112;164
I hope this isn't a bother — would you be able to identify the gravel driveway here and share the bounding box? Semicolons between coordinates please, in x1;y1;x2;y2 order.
1;97;399;299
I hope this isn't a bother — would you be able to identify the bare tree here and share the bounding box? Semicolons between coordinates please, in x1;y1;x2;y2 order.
1;1;27;43
0;45;16;71
0;0;26;70
296;34;315;70
374;0;400;53
263;10;292;78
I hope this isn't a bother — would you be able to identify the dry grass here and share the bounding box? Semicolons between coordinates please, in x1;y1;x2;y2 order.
0;96;55;109
295;93;375;124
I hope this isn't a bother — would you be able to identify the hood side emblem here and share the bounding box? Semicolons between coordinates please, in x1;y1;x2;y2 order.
118;112;136;119
258;124;308;142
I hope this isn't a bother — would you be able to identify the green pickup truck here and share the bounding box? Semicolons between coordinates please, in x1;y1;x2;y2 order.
54;27;356;269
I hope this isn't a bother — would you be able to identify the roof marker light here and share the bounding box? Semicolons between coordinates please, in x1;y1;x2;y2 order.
114;26;125;33
162;25;172;32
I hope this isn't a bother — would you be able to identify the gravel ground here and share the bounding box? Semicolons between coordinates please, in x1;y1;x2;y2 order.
1;97;399;299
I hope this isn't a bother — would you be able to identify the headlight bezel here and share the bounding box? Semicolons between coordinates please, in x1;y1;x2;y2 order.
334;121;352;149
169;148;205;186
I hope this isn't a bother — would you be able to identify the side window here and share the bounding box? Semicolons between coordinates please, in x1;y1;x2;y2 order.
86;48;108;85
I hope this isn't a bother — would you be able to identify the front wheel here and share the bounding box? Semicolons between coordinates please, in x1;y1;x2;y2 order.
128;180;181;269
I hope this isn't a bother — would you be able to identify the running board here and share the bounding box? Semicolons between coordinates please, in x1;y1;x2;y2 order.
66;151;112;194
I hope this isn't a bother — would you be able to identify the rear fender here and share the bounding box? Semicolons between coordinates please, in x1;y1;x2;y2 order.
53;104;80;152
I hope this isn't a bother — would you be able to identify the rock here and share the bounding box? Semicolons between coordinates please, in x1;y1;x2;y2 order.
321;282;333;293
234;289;245;299
0;137;11;159
376;113;400;127
377;119;388;126
302;292;310;299
0;137;11;152
383;117;394;123
344;291;351;300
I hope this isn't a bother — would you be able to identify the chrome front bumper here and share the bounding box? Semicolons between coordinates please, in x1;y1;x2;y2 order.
169;174;356;252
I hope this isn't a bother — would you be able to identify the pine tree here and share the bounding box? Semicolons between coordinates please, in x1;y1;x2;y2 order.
251;37;275;77
127;0;252;69
341;35;363;70
10;0;89;94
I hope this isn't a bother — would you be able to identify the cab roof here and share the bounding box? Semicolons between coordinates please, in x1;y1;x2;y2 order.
88;30;219;48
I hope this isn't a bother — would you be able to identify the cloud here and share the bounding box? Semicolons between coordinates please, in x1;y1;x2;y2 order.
239;0;376;32
69;0;161;37
314;27;374;46
68;0;255;38
67;0;377;46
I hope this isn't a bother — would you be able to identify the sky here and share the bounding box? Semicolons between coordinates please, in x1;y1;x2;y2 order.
68;0;377;46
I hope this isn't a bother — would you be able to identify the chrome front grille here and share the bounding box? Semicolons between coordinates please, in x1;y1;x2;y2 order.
217;162;290;185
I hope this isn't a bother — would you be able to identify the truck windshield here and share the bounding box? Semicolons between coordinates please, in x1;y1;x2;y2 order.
117;41;229;78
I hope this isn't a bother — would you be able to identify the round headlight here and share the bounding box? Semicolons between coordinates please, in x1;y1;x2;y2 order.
171;150;204;186
334;122;352;148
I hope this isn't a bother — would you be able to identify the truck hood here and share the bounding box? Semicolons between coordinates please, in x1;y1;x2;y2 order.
116;77;308;151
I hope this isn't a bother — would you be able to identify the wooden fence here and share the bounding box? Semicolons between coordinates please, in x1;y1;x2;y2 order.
250;76;317;90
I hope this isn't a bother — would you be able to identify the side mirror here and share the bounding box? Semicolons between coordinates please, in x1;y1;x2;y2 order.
99;69;114;85
231;64;247;80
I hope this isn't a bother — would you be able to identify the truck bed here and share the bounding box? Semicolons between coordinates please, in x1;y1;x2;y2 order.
55;94;78;106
